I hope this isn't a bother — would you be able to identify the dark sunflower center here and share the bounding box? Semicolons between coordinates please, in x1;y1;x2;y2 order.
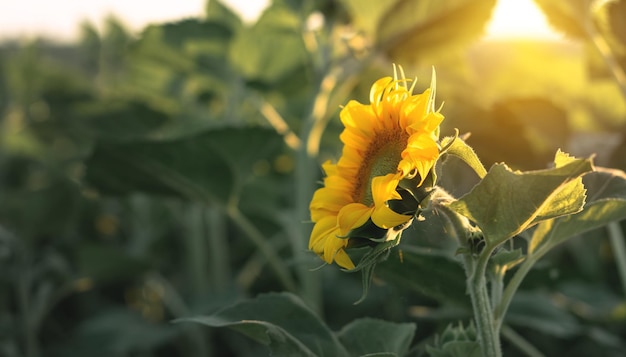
353;129;408;206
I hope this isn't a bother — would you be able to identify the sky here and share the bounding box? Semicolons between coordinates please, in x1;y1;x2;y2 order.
0;0;559;42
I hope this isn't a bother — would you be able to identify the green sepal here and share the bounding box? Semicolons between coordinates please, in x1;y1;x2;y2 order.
427;322;481;357
345;226;408;304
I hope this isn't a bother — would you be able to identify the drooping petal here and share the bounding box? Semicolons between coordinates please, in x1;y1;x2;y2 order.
371;205;412;229
337;203;373;235
371;174;403;207
309;215;338;250
323;235;348;265
370;174;412;228
334;249;356;270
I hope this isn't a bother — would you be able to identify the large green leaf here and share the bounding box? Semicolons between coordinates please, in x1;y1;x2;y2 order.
595;0;626;48
177;292;348;357
340;0;497;62
533;0;589;39
76;100;169;142
529;167;626;254
205;0;242;31
229;4;307;83
377;246;468;306
85;127;284;202
448;151;593;247
338;318;416;357
506;291;582;337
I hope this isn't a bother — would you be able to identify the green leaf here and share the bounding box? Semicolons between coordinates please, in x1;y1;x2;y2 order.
530;167;626;254
378;0;497;62
337;318;416;357
337;1;398;37
595;0;626;48
377;246;468;306
340;0;497;62
441;134;487;179
506;291;582;337
176;292;348;357
77;243;151;283
489;248;524;273
77;100;169;142
85;127;284;203
205;0;243;30
533;0;589;39
448;151;593;247
229;4;307;83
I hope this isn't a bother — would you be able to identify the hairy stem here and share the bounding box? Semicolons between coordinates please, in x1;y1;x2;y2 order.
435;200;501;357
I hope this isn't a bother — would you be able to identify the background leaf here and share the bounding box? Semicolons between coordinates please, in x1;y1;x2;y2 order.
533;0;589;39
505;291;582;337
338;318;416;357
228;4;307;84
177;292;348;357
85;127;284;202
377;0;497;62
377;246;468;306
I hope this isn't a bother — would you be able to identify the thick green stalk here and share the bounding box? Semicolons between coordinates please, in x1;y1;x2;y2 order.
435;200;501;357
468;271;501;357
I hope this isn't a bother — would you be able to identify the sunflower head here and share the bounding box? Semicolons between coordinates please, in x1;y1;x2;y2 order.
309;66;444;269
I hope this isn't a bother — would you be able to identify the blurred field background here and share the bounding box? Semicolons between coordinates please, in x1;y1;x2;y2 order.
1;0;626;356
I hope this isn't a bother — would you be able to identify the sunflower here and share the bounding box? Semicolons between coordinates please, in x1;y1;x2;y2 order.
309;67;444;269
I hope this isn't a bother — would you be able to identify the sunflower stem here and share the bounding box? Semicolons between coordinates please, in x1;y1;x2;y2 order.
435;199;501;357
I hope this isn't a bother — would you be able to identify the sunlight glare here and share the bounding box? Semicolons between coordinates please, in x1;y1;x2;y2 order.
484;0;562;40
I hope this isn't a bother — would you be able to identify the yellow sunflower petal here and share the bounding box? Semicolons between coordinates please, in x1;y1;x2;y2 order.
371;174;402;207
369;77;393;105
371;205;412;229
337;202;373;235
309;215;337;250
323;236;348;265
334;248;356;270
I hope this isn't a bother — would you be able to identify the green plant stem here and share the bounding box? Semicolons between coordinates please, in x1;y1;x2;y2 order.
494;250;543;331
501;325;545;357
186;203;209;297
490;268;504;313
295;117;321;309
607;221;626;297
227;205;297;293
469;245;502;357
435;201;501;357
206;205;229;293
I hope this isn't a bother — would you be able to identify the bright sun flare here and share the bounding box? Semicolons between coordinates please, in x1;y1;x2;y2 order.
485;0;561;40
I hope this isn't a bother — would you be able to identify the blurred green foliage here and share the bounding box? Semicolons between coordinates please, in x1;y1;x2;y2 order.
1;0;626;356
